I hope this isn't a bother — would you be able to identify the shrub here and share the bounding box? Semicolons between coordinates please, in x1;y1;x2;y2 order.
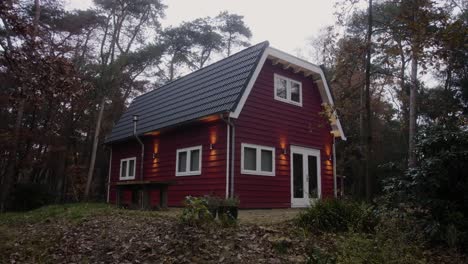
305;245;336;264
303;217;426;264
295;199;378;233
383;124;468;250
8;183;54;211
179;196;213;226
335;220;426;264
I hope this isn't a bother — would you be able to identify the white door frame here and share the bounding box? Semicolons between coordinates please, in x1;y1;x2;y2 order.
290;145;321;207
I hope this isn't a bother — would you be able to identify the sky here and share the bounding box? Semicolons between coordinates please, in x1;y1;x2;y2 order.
65;0;337;58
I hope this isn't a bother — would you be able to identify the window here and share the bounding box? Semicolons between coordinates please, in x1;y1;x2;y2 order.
176;145;202;176
274;74;302;106
120;157;136;180
241;143;275;176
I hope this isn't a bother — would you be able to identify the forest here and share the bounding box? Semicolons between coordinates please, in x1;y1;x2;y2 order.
0;0;467;261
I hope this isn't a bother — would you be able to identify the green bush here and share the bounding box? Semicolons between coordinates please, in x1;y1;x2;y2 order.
383;124;468;251
306;245;336;264
295;199;378;233
304;218;426;264
179;196;213;226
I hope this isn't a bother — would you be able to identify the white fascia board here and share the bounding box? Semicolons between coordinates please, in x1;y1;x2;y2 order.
229;50;269;119
230;46;346;140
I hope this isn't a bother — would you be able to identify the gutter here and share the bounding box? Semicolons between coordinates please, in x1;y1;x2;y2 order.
133;115;145;180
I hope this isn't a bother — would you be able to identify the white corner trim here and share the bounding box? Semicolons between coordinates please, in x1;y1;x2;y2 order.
175;145;202;176
230;46;346;140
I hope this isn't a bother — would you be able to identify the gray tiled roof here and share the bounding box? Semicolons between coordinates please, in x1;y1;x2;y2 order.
105;41;269;143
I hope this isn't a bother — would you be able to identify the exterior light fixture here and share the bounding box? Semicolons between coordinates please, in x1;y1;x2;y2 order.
282;148;288;155
152;152;158;159
209;143;214;150
328;154;332;161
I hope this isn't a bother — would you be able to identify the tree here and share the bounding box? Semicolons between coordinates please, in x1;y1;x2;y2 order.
188;17;223;69
215;11;252;56
0;0;92;210
84;0;166;199
364;0;373;200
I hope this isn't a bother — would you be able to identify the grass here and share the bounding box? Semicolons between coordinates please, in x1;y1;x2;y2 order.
0;203;116;225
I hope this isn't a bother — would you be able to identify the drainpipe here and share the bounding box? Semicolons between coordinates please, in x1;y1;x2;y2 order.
133;115;144;180
221;115;235;198
230;125;235;198
333;136;337;198
225;120;230;198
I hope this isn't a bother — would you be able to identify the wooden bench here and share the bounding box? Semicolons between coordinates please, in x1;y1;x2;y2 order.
114;180;176;210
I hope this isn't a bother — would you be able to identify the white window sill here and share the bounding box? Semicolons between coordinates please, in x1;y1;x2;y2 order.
241;170;275;177
176;171;201;177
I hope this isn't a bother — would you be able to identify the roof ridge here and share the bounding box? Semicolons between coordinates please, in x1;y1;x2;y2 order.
105;41;270;143
133;41;270;101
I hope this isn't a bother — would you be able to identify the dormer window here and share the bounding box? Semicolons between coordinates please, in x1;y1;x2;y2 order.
274;74;302;106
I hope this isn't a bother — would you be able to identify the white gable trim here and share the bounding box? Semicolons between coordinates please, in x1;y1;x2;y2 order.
230;50;269;118
229;46;346;140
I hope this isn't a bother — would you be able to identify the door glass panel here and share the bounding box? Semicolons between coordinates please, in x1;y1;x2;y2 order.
244;147;257;170
293;153;304;198
260;149;273;172
308;155;318;198
190;149;200;171
178;152;187;172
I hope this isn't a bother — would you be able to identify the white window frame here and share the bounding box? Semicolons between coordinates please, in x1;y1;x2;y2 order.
119;157;136;180
241;143;276;176
176;145;202;176
274;73;303;106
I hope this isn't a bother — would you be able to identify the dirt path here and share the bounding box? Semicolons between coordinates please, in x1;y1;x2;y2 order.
158;208;303;225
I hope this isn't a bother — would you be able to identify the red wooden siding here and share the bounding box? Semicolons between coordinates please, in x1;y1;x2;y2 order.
109;120;227;206
234;59;334;208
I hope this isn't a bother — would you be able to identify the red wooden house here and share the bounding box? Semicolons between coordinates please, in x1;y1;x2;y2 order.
105;41;346;208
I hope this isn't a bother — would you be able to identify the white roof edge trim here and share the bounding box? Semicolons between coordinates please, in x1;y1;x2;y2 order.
230;46;346;141
229;49;269;118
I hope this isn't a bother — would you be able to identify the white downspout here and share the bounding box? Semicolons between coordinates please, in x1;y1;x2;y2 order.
333;136;337;198
225;122;230;198
106;147;112;203
230;125;235;198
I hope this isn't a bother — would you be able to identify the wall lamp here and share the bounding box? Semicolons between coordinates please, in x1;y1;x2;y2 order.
152;152;159;159
282;148;288;155
209;143;215;150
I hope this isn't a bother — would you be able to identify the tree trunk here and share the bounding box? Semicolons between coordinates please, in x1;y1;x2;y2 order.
364;0;373;200
84;97;105;200
33;0;41;36
408;53;418;168
0;99;25;212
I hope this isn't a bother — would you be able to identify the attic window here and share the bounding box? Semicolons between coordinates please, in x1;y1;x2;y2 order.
120;157;136;180
176;146;202;176
274;74;302;106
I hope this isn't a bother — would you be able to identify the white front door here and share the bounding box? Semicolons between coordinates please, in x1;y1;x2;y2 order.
290;146;321;207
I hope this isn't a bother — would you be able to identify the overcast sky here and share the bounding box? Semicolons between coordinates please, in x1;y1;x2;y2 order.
65;0;337;57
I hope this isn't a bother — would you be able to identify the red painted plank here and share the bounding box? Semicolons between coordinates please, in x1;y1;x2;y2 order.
234;59;335;208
